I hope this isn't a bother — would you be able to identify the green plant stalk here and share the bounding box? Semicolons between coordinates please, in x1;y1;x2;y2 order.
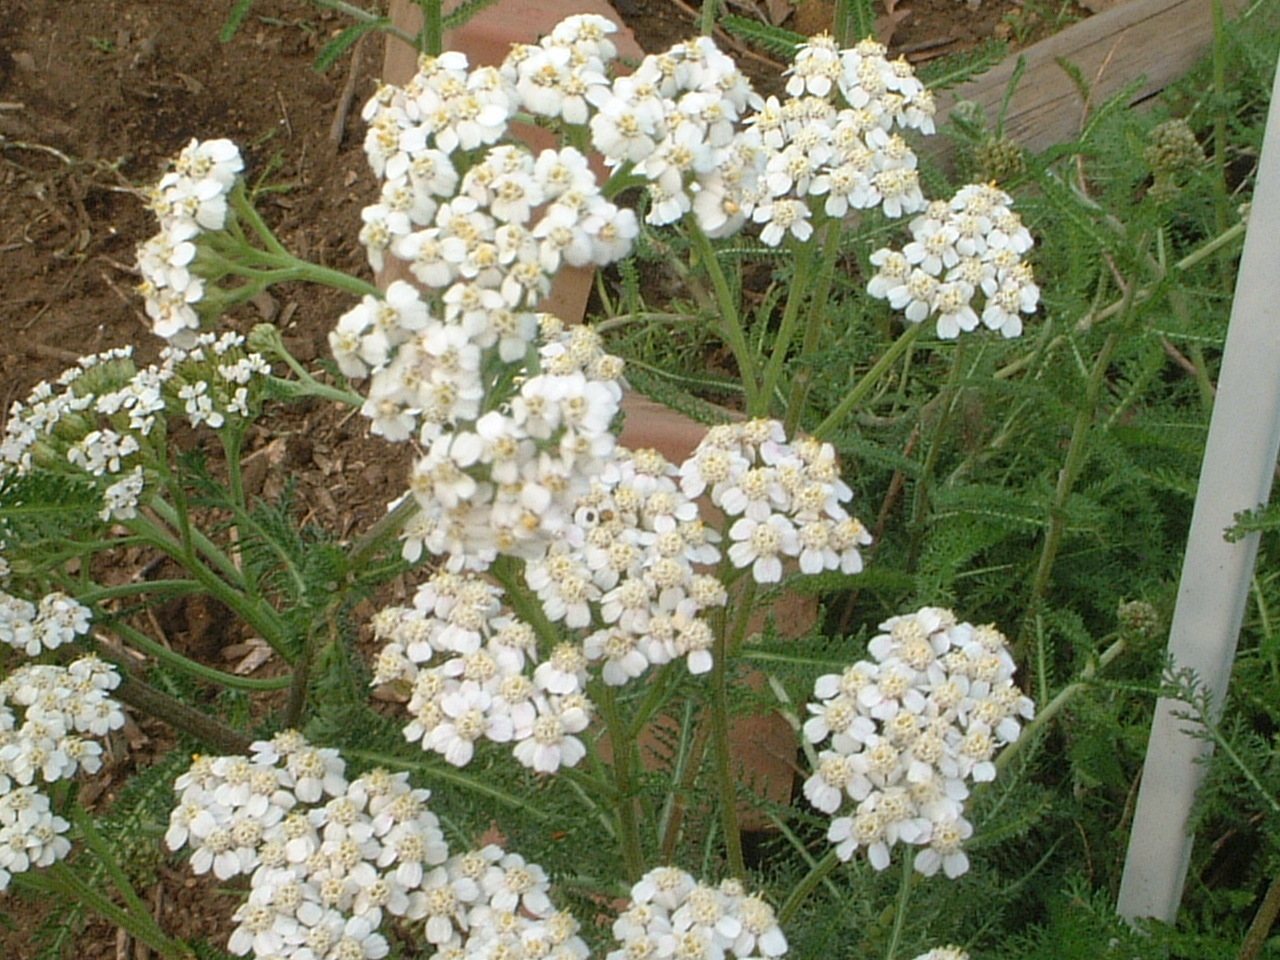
709;575;756;881
143;498;245;587
909;340;968;533
595;682;646;882
418;0;444;54
75;578;203;605
994;637;1125;773
686;222;761;413
885;849;915;960
111;668;255;753
343;748;556;818
779;848;840;924
813;323;927;440
700;0;719;35
307;0;418;47
285;622;318;728
347;495;418;568
783;221;844;435
993;219;1247;382
1237;872;1280;960
36;863;196;960
126;512;293;660
1017;327;1124;656
69;804;155;928
759;231;819;420
107;618;293;692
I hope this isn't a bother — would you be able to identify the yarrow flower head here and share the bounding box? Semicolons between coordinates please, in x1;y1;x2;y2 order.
167;734;587;960
0;633;124;891
0;337;271;524
138;139;244;344
802;607;1033;877
609;867;788;960
867;184;1039;338
680;420;869;584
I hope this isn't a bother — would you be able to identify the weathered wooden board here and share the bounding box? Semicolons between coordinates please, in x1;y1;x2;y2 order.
938;0;1250;153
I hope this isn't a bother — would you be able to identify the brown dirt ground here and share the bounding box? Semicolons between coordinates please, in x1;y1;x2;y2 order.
0;0;1085;956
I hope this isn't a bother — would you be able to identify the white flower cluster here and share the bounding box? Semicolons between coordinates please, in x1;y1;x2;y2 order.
608;866;788;960
0;589;91;656
679;419;871;585
0;334;271;522
371;572;592;774
386;320;626;572
533;446;727;681
867;183;1039;338
167;732;588;960
0;649;126;890
802;607;1033;878
592;33;935;242
137;139;244;343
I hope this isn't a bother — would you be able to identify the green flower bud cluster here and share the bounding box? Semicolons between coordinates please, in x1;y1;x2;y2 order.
1144;119;1204;203
974;136;1027;183
1117;599;1162;641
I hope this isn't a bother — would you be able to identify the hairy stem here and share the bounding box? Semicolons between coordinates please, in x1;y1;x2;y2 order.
813;323;927;441
37;863;196;960
686;221;761;414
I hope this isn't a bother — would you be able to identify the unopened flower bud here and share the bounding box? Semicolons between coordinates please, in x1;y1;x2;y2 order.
1144;119;1203;177
247;322;286;358
974;137;1026;183
1117;599;1161;640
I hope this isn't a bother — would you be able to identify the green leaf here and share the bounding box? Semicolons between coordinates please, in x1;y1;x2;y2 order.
442;0;505;31
219;0;257;43
313;20;386;73
920;39;1009;91
718;15;804;59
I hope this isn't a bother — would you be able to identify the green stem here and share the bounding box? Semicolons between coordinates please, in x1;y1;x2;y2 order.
779;849;840;924
783;221;845;435
596;682;646;882
111;668;255;753
285;623;318;728
760;232;819;421
418;0;443;54
347;496;418;568
1017;328;1123;655
813;323;927;440
885;849;915;960
106;619;293;692
699;0;719;35
1237;872;1280;960
142;499;245;587
37;863;196;960
69;805;154;924
686;221;761;414
128;507;293;657
76;579;203;604
994;638;1125;773
710;596;748;879
306;0;419;47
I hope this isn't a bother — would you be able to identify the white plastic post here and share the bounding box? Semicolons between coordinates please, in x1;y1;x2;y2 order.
1117;55;1280;923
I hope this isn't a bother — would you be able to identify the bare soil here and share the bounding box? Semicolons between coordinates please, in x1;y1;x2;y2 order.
0;0;1086;955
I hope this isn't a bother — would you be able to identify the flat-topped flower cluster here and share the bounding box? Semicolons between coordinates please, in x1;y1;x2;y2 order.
0;333;271;525
166;731;590;960
802;607;1034;877
0;595;125;890
609;866;788;960
370;572;593;774
867;183;1039;338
